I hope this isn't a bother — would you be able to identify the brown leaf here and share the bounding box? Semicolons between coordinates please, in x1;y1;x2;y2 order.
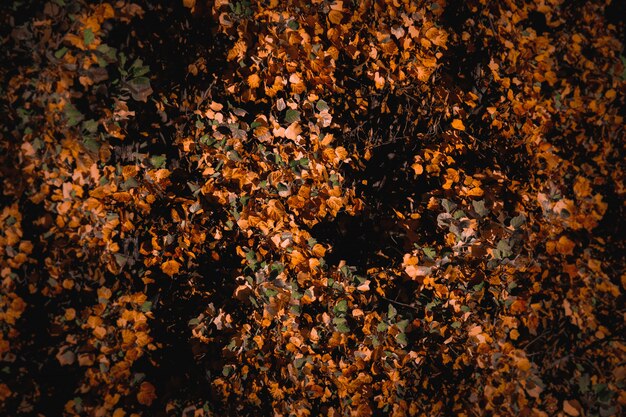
137;381;157;406
563;400;580;416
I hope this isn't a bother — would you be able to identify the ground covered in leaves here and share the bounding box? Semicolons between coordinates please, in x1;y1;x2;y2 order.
1;0;625;416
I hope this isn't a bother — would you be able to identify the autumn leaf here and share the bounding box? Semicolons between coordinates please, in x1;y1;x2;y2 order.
4;0;624;413
328;10;343;24
556;236;575;255
563;400;581;416
516;357;531;372
161;259;181;276
56;348;76;366
247;73;261;89
137;381;157;406
284;122;302;141
451;119;465;130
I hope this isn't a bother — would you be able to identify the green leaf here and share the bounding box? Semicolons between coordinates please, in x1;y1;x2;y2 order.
131;59;150;77
333;317;350;333
82;119;98;133
127;77;153;102
395;332;408;346
388;304;397;320
65;104;84;127
294;357;307;368
497;239;512;258
54;47;68;59
472;200;489;217
114;253;127;267
396;319;409;332
83;28;95;46
510;214;526;228
316;99;329;112
121;178;138;191
441;199;456;213
578;373;590;393
377;322;388;332
334;299;348;314
96;44;117;63
140;301;152;312
422;247;436;259
150;154;167;168
285;109;300;124
83;137;100;153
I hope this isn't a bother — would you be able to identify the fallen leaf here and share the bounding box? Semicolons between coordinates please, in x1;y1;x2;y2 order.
161;259;181;276
137;381;157;406
451;119;466;131
563;400;580;416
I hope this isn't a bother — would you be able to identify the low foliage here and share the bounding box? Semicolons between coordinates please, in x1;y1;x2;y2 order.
0;0;624;416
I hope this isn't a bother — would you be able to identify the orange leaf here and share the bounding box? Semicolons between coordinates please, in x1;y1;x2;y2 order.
451;119;465;131
556;236;575;256
93;326;107;339
516;357;531;372
284;122;302;141
161;259;181;276
247;73;261;89
328;10;343;24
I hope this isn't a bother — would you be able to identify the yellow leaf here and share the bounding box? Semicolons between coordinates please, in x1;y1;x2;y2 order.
451;119;465;131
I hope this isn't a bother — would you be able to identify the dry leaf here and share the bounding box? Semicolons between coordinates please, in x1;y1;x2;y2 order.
161;259;181;276
451;119;465;130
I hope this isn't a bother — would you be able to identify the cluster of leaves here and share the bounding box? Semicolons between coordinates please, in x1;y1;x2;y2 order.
0;0;624;416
